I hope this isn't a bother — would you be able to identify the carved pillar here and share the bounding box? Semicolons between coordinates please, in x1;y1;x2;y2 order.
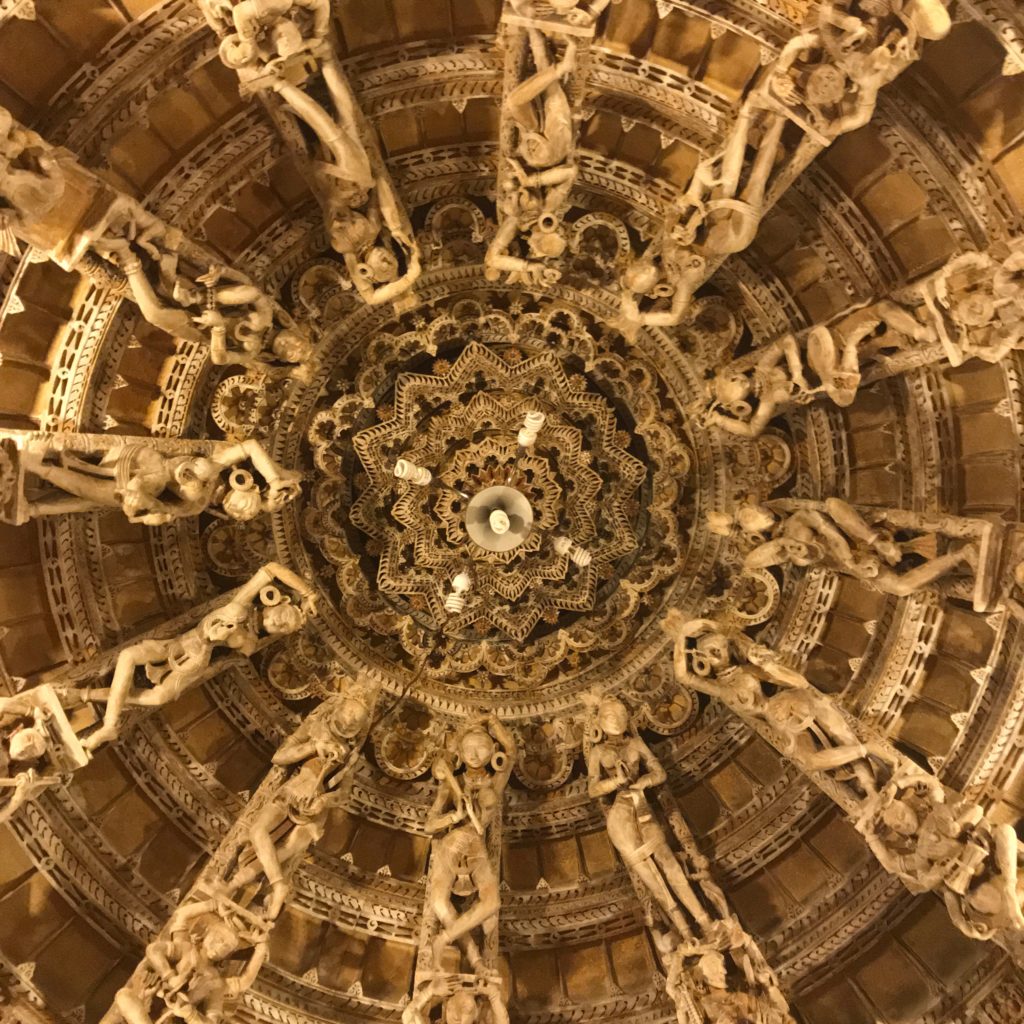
193;0;421;307
95;682;376;1024
664;611;1024;966
584;695;796;1024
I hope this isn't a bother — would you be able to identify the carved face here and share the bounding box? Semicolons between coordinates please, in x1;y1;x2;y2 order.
362;247;399;283
697;952;727;991
201;920;240;961
444;991;480;1024
622;259;660;295
332;697;369;739
460;728;495;769
598;698;630;737
8;726;46;762
713;372;750;407
221;486;263;522
881;799;920;837
262;601;305;635
273;328;314;366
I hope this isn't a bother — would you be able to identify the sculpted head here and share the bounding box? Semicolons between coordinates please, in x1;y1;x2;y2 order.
272;328;314;366
200;918;241;962
262;601;305;635
597;697;630;737
712;371;751;407
331;695;370;739
460;727;495;769
360;247;399;284
444;991;480;1024
9;726;47;762
696;952;728;991
881;798;920;837
221;485;264;522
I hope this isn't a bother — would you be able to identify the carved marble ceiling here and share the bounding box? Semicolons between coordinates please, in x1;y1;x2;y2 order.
1;2;1024;1024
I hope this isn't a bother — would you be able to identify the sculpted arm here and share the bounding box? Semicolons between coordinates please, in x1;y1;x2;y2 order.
631;736;667;791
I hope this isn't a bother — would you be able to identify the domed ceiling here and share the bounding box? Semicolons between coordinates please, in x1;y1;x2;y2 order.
1;2;1024;1024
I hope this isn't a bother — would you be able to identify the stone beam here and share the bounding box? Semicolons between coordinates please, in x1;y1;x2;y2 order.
664;609;1024;967
616;0;954;336
194;0;421;307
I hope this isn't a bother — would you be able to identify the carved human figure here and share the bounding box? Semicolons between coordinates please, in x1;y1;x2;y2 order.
586;696;712;938
741;499;978;598
78;195;317;380
224;686;372;919
424;717;515;971
403;972;508;1024
667;947;790;1024
662;612;889;800
101;896;270;1024
0;107;65;255
0;685;86;823
920;245;1024;366
487;25;579;284
618;235;707;338
8;436;300;525
857;767;1024;940
75;563;317;751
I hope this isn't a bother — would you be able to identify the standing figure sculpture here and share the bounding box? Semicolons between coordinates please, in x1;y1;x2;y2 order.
199;0;420;306
1;433;301;526
0;684;88;824
224;684;374;919
487;15;580;285
424;716;516;972
74;562;317;750
586;695;712;938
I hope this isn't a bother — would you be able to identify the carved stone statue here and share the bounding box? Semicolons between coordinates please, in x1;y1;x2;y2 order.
662;612;887;801
616;0;951;330
486;18;580;285
75;194;317;381
402;971;508;1024
0;106;65;256
586;695;712;938
0;684;88;824
856;766;1024;942
665;945;792;1024
0;433;301;526
224;682;374;919
200;0;421;305
424;716;515;972
740;499;980;599
100;894;271;1024
664;611;1024;962
71;563;317;750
